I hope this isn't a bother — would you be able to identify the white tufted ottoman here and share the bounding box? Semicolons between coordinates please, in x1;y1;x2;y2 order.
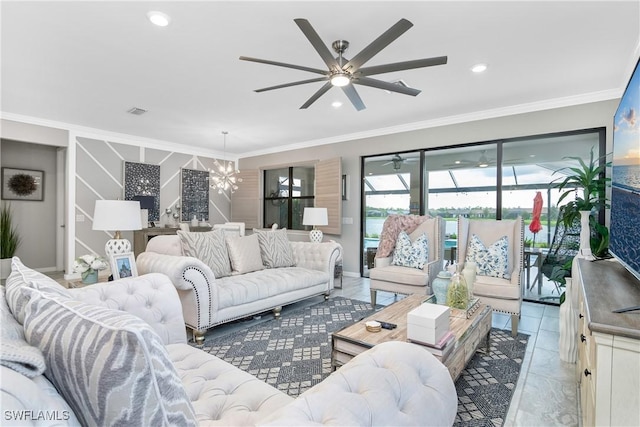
259;341;458;426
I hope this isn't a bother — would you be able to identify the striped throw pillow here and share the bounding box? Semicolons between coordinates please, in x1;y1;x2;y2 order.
22;283;197;427
253;228;295;268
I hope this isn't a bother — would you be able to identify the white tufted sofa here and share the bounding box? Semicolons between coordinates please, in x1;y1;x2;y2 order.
2;263;458;426
137;234;342;345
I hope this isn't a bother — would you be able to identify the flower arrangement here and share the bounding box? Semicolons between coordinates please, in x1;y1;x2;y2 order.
74;254;108;280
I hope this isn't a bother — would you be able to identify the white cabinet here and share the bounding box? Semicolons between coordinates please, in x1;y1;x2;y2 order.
576;259;640;426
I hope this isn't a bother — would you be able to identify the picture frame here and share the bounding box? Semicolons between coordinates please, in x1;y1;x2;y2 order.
110;252;138;280
1;167;45;201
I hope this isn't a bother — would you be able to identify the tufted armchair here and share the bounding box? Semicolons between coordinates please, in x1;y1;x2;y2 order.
457;216;524;336
369;215;445;306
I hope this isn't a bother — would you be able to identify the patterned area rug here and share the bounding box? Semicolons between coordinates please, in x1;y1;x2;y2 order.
197;297;529;426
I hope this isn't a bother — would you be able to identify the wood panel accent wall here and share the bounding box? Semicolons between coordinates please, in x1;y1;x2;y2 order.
231;169;260;229
315;157;342;235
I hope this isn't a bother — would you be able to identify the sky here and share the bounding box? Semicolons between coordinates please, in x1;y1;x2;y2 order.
613;60;640;166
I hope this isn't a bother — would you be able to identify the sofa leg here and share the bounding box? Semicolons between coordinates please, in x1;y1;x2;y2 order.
370;289;377;307
273;306;282;319
193;329;206;347
324;292;330;301
511;314;519;337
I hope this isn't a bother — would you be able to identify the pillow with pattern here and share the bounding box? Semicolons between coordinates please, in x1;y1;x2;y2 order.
466;234;510;279
21;283;197;427
177;229;232;278
391;231;429;269
253;228;295;268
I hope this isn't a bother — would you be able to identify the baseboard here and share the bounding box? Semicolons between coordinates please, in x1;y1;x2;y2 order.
343;271;361;278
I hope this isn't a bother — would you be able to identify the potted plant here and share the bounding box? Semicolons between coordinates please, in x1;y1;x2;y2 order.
554;146;610;257
73;254;109;284
1;204;21;279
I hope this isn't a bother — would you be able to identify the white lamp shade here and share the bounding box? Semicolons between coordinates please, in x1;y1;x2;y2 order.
92;200;142;231
302;207;328;227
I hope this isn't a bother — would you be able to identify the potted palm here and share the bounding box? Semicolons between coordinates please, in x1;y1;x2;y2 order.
554;146;610;257
1;204;21;279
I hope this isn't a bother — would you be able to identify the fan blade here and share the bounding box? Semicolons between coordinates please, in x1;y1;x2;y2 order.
354;76;421;96
343;18;413;73
358;56;448;76
294;19;340;70
341;85;366;111
300;81;333;109
239;56;327;76
255;77;328;93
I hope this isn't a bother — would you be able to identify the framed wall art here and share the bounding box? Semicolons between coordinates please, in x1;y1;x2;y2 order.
1;167;44;201
123;161;160;221
180;168;209;221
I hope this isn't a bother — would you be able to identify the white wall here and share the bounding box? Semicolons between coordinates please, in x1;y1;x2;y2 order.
0;139;59;270
238;99;619;275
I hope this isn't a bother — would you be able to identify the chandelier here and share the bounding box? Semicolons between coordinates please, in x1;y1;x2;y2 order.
209;131;242;194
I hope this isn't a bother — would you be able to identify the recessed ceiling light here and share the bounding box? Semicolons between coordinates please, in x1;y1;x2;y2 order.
471;63;488;73
147;11;170;27
332;101;343;108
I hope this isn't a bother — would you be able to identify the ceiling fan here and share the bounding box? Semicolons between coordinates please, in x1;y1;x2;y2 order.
383;154;418;171
239;18;447;111
443;150;524;169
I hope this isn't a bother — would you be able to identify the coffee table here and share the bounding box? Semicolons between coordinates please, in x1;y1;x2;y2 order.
331;294;492;380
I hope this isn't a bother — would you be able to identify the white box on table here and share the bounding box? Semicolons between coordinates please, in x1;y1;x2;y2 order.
407;303;450;345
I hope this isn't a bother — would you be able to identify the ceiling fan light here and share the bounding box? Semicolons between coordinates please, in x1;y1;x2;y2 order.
330;73;350;87
478;162;489;168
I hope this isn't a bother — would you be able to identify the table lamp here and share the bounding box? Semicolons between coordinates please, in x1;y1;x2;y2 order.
302;207;328;243
92;200;142;256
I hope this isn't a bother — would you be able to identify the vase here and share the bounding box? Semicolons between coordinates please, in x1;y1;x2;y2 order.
559;277;578;363
82;270;98;284
579;210;593;258
462;261;477;299
447;265;470;309
432;271;452;305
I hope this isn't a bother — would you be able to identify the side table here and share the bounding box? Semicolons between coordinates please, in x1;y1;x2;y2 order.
334;262;343;289
59;274;110;289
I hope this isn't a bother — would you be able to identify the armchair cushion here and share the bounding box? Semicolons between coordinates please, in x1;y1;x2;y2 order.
177;230;232;278
473;275;521;299
466;234;510;279
370;265;430;287
21;283;197;427
392;231;429;269
253;228;295;268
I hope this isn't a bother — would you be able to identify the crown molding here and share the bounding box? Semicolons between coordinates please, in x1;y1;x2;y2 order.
238;88;621;159
0;111;232;161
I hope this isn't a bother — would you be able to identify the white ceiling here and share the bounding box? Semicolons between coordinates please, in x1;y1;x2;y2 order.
1;1;639;158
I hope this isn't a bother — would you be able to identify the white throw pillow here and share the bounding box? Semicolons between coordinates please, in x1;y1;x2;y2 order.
466;234;510;279
226;234;265;274
391;231;429;269
253;228;295;268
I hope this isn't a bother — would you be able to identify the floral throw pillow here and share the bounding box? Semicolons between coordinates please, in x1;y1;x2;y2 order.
391;231;429;269
466;234;510;279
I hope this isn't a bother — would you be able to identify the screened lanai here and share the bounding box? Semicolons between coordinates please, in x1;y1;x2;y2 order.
361;128;606;304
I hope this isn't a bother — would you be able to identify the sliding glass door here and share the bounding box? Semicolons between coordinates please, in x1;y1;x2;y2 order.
360;128;605;304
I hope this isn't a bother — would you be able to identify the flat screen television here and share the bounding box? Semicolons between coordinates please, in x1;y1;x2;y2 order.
609;57;640;282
